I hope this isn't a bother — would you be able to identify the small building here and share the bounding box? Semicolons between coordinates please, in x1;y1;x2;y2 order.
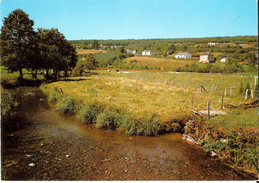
234;42;243;45
207;42;218;47
175;52;191;59
126;49;133;54
199;52;214;63
132;50;137;54
220;57;227;62
142;50;152;56
76;46;82;49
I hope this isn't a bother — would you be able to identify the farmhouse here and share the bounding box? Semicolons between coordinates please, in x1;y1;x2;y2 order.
126;49;133;54
76;46;82;49
199;52;214;63
220;57;227;62
132;50;137;54
175;52;191;59
207;42;218;47
142;50;152;56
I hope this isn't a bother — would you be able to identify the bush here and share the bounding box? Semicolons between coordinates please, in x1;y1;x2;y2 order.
55;95;77;115
77;102;105;124
96;110;122;130
1;88;15;120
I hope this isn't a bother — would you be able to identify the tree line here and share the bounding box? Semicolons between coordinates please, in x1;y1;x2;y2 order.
1;9;78;80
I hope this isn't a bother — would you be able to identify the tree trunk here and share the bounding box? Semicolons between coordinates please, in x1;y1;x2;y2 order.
18;68;23;80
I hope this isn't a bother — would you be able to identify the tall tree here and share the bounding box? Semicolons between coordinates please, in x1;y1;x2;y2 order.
36;28;77;79
93;40;99;49
1;9;35;79
84;53;98;72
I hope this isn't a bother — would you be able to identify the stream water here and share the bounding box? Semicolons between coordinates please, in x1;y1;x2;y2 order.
1;87;257;180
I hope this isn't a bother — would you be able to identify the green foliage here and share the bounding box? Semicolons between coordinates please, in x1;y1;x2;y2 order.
1;9;35;79
201;138;227;153
96;109;122;130
55;95;77;115
1;89;15;120
78;102;105;124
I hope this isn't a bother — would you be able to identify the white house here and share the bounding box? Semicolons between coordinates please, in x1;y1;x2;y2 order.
142;50;152;56
126;49;133;54
220;57;227;62
132;50;137;54
175;52;191;59
199;52;214;63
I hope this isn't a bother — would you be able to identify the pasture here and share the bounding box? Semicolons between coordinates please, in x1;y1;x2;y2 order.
125;56;198;70
41;70;258;131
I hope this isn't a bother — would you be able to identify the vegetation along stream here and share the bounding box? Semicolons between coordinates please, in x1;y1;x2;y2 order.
1;86;257;180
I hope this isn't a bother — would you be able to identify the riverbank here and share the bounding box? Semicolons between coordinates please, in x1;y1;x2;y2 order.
1;87;257;180
39;72;258;174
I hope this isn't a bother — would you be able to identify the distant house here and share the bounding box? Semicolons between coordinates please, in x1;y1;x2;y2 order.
111;45;117;49
76;46;82;49
220;57;227;62
126;49;133;54
199;52;214;63
97;48;102;50
207;42;218;47
175;52;191;59
132;50;137;54
142;50;152;56
234;42;243;45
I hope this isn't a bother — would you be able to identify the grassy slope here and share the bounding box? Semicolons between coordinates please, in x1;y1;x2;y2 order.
41;70;258;130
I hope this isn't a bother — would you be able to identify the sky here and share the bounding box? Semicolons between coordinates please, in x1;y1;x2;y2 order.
0;0;258;40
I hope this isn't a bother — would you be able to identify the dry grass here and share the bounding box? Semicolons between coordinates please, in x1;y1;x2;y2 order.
125;56;198;69
41;71;258;125
76;49;107;55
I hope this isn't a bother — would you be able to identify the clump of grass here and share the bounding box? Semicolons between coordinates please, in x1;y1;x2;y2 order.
96;109;122;130
48;91;64;102
1;87;16;120
55;95;78;115
77;102;105;124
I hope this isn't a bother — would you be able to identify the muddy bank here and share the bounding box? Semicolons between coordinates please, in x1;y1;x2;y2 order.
1;87;257;180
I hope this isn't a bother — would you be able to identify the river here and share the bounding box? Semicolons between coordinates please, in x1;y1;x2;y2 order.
1;87;257;180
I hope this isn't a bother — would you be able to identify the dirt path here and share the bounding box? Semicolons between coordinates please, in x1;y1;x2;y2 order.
1;87;257;180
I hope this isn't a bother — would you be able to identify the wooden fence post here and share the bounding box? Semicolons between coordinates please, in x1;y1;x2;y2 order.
207;101;210;119
245;89;249;100
221;89;224;109
230;87;232;96
210;85;214;93
251;90;254;99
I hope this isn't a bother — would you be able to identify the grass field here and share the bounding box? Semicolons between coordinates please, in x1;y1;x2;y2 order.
76;49;107;54
125;56;198;69
41;70;258;130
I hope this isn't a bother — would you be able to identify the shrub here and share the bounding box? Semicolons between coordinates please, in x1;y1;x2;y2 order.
48;91;64;102
77;102;105;124
96;110;122;130
55;96;77;115
1;88;15;120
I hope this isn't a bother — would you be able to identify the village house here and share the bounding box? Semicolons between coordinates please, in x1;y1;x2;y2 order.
132;50;137;54
175;52;191;59
126;49;133;54
76;46;81;49
207;42;218;47
199;52;214;63
142;50;152;56
220;57;227;62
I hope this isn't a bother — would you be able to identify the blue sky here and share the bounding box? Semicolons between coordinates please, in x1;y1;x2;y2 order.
0;0;258;40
